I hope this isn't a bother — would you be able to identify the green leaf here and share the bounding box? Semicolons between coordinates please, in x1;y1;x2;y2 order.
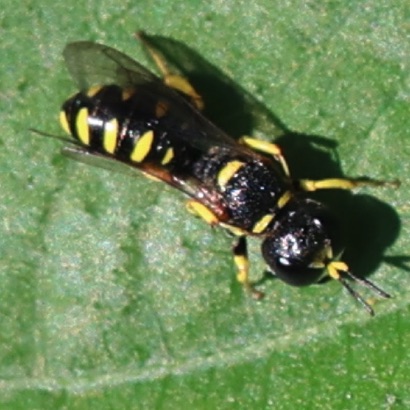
1;1;409;409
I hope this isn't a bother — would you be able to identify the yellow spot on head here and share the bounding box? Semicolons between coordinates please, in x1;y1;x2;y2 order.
103;118;119;154
161;147;174;165
86;85;103;98
76;107;90;145
59;110;70;135
217;161;245;189
309;245;334;270
252;214;274;234
131;130;154;163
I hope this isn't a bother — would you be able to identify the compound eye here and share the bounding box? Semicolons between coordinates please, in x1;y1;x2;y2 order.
261;237;325;287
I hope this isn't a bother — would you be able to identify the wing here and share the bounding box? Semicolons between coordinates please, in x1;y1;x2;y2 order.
31;130;205;203
63;41;260;157
63;41;159;91
62;145;227;220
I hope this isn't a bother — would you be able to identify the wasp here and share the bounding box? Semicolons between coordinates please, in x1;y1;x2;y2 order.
52;32;394;315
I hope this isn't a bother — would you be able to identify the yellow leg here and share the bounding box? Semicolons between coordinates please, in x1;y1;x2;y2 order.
185;199;219;226
240;136;290;177
136;31;204;110
233;237;264;300
299;177;400;192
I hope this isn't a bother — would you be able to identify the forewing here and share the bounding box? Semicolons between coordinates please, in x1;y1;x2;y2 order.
63;145;228;221
63;41;159;91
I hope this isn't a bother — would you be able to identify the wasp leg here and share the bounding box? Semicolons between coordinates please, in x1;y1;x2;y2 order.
136;31;204;110
233;236;264;300
239;136;290;177
185;199;219;226
298;177;400;192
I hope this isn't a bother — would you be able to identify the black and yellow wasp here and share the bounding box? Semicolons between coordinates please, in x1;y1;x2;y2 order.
54;32;392;314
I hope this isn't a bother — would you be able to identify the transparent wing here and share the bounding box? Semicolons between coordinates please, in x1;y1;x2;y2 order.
64;41;159;90
63;145;228;220
32;128;203;201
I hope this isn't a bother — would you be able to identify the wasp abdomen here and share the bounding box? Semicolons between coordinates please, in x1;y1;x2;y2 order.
60;84;187;168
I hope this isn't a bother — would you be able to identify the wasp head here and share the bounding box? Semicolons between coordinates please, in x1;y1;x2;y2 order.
262;198;341;287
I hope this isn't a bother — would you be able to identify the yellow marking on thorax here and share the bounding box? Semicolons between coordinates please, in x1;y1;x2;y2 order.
122;87;135;101
76;107;90;145
161;147;174;165
186;200;219;226
277;190;292;209
155;100;169;118
131;130;154;163
86;85;103;98
252;214;274;234
217;160;245;189
59;110;70;135
103;118;119;154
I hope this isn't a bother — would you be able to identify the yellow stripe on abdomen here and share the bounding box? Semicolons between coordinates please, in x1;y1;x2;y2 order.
76;107;90;145
131;130;154;163
103;118;119;154
59;110;70;135
161;147;174;165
